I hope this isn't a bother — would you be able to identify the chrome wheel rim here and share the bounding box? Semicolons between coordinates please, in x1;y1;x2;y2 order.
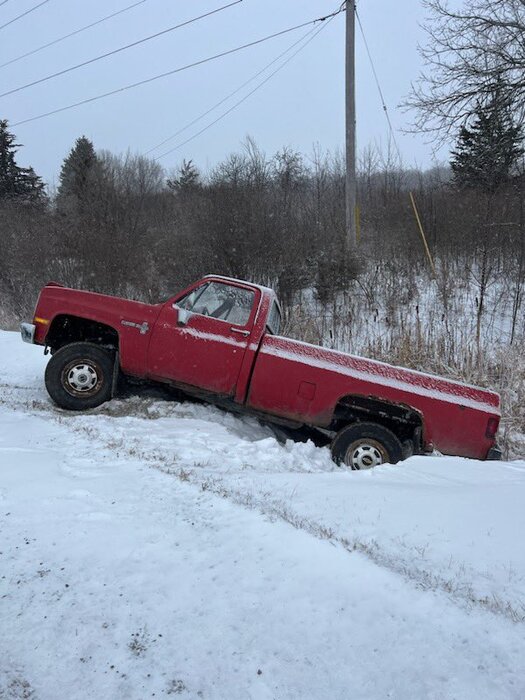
345;439;387;470
62;360;102;397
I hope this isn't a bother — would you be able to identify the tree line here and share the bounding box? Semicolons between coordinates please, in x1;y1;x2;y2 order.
1;0;525;349
0;90;524;318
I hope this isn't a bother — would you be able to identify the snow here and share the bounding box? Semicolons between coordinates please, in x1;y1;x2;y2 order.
180;326;247;348
276;320;498;392
1;330;525;699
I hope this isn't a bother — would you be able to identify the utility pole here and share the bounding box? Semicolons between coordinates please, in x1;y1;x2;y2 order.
345;0;357;248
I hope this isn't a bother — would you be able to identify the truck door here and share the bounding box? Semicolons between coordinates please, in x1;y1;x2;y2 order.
147;280;257;397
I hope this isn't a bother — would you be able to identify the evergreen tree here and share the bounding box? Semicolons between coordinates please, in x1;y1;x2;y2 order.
167;159;201;192
451;86;524;192
0;119;45;202
57;136;98;213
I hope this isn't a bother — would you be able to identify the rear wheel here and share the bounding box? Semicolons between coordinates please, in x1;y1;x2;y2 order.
45;342;115;411
331;422;403;470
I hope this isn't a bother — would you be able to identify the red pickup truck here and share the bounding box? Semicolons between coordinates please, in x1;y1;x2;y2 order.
21;274;502;468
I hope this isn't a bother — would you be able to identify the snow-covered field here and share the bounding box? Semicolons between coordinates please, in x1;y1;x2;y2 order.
1;330;524;700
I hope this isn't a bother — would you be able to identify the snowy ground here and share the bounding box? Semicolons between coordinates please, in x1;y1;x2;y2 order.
1;330;525;700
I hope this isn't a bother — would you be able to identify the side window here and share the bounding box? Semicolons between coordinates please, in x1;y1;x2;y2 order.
178;282;255;326
267;302;282;335
177;284;207;311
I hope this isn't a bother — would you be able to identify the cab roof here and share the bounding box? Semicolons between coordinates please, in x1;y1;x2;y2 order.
203;274;277;300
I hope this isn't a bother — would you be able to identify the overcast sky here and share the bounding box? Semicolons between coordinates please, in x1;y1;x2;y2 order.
0;0;447;186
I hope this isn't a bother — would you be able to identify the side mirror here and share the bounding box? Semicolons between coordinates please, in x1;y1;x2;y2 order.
173;305;191;326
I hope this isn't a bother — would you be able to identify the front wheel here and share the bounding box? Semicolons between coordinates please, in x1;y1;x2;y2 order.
45;342;115;411
331;422;403;470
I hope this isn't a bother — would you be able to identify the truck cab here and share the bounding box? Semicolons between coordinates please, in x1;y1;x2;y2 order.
146;275;279;403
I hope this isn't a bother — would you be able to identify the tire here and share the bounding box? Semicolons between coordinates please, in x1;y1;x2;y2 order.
331;421;403;470
44;342;115;411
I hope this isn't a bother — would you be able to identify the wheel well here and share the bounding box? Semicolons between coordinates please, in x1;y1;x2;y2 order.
331;395;423;447
46;315;119;352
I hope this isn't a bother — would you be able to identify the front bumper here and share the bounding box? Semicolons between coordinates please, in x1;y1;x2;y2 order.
487;445;502;461
20;322;36;344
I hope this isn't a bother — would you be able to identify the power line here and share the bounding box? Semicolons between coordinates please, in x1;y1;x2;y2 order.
0;1;12;7
155;16;337;161
146;24;319;155
0;0;50;32
355;7;403;164
156;20;333;161
0;0;148;71
355;9;436;273
12;9;343;128
0;0;243;99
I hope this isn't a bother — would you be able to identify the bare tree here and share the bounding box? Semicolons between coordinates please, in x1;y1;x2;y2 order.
406;0;525;137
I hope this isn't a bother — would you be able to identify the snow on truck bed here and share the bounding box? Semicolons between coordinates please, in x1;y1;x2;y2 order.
0;330;524;700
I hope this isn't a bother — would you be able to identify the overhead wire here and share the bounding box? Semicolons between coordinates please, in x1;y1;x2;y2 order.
354;7;436;275
146;23;320;155
12;8;344;128
0;0;12;7
355;7;403;164
0;0;243;98
154;15;337;161
0;0;148;70
0;0;50;32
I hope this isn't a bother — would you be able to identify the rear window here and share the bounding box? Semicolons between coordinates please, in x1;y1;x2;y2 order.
267;302;281;335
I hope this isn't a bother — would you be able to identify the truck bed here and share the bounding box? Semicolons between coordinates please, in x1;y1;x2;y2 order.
247;335;500;460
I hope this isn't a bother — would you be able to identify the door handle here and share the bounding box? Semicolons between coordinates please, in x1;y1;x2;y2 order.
121;320;150;334
230;327;250;337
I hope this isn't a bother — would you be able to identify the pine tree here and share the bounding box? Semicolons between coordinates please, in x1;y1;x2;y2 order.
0;119;45;202
57;136;98;213
167;159;201;192
451;86;524;192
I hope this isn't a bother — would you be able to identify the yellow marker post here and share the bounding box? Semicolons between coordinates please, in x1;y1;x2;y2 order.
409;191;436;277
